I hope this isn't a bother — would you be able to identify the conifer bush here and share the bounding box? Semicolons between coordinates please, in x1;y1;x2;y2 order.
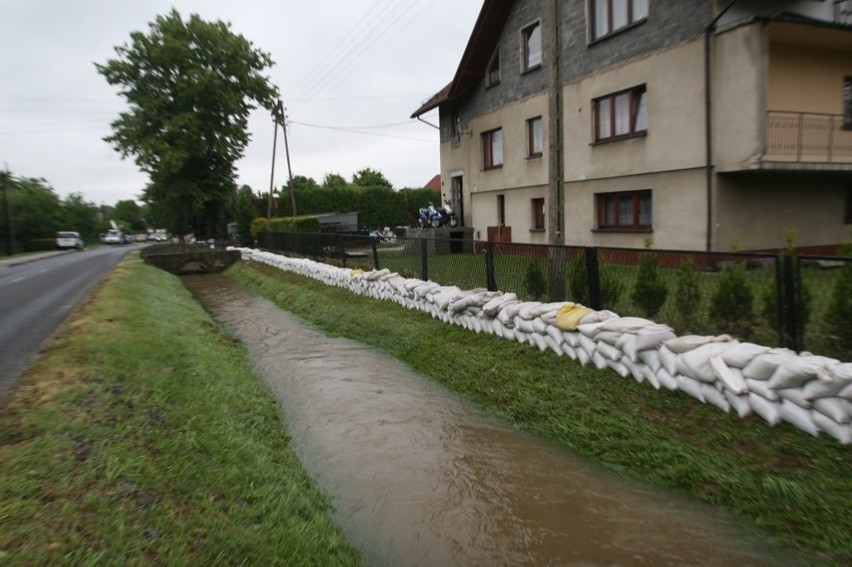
525;261;548;301
631;251;668;318
674;261;702;333
710;263;755;339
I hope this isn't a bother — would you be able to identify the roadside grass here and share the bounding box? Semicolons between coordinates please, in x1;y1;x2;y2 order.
229;260;851;567
0;258;362;566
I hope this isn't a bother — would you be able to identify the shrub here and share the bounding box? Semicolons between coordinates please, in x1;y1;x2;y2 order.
761;265;811;348
710;263;755;339
823;260;852;360
674;261;702;333
567;252;623;308
631;251;668;318
524;261;548;301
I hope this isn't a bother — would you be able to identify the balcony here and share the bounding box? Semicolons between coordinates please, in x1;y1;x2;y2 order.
763;111;852;168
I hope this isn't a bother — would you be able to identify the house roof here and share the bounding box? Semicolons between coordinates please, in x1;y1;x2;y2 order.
424;174;441;190
411;0;515;118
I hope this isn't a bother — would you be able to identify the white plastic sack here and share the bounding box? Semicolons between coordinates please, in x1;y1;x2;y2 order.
779;400;819;437
812;398;851;424
811;411;852;445
749;393;782;426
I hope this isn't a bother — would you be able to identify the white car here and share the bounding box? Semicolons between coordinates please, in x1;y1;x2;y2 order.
55;231;85;250
103;229;123;245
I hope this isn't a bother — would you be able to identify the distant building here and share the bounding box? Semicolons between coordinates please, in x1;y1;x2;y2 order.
412;0;852;253
424;174;441;190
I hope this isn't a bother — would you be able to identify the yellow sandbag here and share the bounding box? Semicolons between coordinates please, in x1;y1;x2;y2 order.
555;304;594;331
350;268;364;276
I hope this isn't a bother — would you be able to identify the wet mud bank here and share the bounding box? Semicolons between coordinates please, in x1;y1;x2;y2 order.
183;274;795;566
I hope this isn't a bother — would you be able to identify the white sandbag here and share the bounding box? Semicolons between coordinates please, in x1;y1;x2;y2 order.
637;349;661;373
749;393;782;426
497;302;524;325
482;292;516;317
594;331;622;347
812;398;851;424
634;324;677;352
624;358;645;382
832;362;852;382
514;328;531;345
842;381;852;401
492;318;504;337
767;355;838;390
802;377;849;400
607;359;631;378
532;318;549;335
680;342;735;383
502;325;515;341
778;388;811;408
530;302;568;318
710;356;748;394
811;411;852;445
745;378;780;401
577;322;603;338
719;342;771;369
578;309;619;324
657;368;679;391
563;331;580;348
702;383;730;413
663;335;718;354
724;390;753;418
658;345;678;376
641;364;661;389
779;400;819;437
545;324;564;346
742;352;797;381
433;286;461;310
576;346;591;366
592;351;608;370
514;316;537;335
617;333;639;363
544;335;563;356
563;344;578;361
530;332;547;352
517;302;542;320
599;316;655;333
596;341;622;362
677;375;705;402
577;334;597;358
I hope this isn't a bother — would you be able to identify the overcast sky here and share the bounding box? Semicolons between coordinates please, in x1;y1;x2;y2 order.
0;0;482;205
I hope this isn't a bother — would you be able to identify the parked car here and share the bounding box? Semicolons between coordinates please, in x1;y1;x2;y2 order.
102;229;123;245
55;231;85;250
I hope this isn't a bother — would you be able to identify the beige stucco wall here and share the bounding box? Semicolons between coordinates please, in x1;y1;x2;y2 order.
714;173;850;251
562;40;707;181
563;168;708;250
470;184;549;245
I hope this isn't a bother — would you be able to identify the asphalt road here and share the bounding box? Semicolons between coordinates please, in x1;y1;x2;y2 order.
0;245;138;396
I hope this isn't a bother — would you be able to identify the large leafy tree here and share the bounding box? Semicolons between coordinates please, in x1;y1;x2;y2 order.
112;199;146;232
96;10;279;240
352;167;392;190
60;193;100;238
0;176;63;243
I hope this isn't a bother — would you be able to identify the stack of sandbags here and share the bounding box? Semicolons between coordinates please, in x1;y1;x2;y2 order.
232;248;851;444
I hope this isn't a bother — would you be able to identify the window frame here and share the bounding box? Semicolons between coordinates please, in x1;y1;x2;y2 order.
843;75;852;130
482;128;504;170
531;198;545;231
526;116;544;158
593;85;647;143
522;21;542;73
595;189;652;232
487;50;501;88
590;0;649;42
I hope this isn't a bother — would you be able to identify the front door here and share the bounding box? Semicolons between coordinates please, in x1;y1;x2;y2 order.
451;175;464;226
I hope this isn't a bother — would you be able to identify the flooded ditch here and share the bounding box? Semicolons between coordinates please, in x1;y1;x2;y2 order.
183;274;796;566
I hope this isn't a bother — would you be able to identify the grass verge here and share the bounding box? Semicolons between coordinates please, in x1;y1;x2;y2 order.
228;260;851;567
0;258;362;566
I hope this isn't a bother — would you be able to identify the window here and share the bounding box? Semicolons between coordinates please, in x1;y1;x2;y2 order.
482;128;503;169
527;116;543;158
497;195;506;225
448;106;460;138
843;76;852;130
522;22;542;71
487;51;501;87
594;85;647;142
531;198;545;230
596;190;652;230
591;0;648;41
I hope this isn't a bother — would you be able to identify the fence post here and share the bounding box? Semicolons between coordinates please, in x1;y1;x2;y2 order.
585;246;602;310
371;237;379;270
781;254;801;352
421;238;429;282
485;241;497;291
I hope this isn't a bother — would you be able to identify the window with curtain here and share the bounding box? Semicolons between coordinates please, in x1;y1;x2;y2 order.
527;116;543;157
591;0;648;41
595;190;652;230
522;22;542;71
594;85;647;141
531;198;545;230
482;128;503;169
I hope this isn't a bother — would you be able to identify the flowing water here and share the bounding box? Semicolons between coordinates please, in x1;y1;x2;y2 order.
183;275;798;567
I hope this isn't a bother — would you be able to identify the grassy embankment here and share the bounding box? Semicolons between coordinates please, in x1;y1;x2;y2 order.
228;260;851;567
0;257;362;566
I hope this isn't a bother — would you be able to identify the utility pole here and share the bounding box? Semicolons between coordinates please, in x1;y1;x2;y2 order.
267;104;280;219
2;164;13;257
280;101;297;217
546;0;566;301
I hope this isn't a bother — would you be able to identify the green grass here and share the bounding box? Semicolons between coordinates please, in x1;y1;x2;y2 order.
0;258;362;566
228;260;852;567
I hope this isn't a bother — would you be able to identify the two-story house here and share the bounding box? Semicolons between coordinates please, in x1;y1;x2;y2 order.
411;0;852;253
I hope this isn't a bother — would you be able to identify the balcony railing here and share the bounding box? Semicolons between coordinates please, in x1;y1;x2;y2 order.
764;111;852;164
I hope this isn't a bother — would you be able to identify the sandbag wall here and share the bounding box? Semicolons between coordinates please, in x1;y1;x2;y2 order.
234;248;852;445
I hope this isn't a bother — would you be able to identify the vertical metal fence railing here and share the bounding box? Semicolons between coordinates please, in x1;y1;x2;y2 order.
255;231;850;358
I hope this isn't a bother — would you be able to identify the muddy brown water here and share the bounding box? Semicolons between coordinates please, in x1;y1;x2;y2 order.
183;274;798;567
